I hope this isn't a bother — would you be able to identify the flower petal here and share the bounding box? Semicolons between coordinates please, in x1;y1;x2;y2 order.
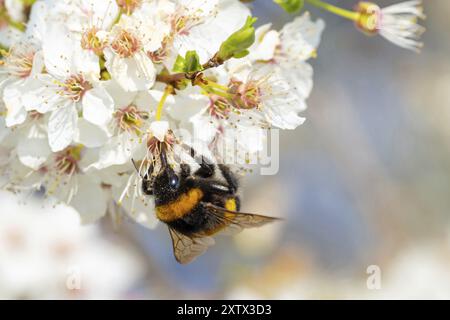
3;80;28;127
48;103;78;152
75;118;109;148
82;86;114;126
22;74;64;114
104;50;156;92
150;121;169;142
93;132;138;170
70;175;107;224
17;125;51;170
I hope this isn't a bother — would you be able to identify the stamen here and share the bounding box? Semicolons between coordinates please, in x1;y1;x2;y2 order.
54;145;83;177
111;29;141;58
116;0;142;15
81;27;107;55
1;46;35;78
56;74;93;101
208;95;232;119
114;104;148;135
228;78;261;110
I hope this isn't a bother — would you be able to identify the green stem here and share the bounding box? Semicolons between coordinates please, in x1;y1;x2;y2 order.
155;85;173;121
306;0;360;21
197;82;233;99
206;80;229;92
112;10;123;27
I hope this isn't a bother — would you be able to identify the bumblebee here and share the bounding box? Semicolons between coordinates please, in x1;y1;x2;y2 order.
139;146;279;264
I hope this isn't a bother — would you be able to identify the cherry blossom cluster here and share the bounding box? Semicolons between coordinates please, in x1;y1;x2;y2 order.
0;0;424;226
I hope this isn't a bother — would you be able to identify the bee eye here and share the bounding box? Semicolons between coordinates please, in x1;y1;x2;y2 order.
169;175;179;189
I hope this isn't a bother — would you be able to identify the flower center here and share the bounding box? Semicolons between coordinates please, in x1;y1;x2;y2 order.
208;95;232;119
54;145;83;177
114;105;148;135
355;2;381;35
59;74;92;101
228;79;261;110
171;9;204;36
28;110;44;121
111;29;141;58
147;130;175;155
116;0;142;15
2;47;35;78
148;36;171;64
81;27;106;56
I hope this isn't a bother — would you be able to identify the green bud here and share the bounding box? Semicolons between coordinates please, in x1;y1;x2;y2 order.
217;16;258;61
172;50;203;73
274;0;304;13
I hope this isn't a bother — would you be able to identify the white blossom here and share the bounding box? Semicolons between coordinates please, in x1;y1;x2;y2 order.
0;0;327;227
355;0;425;52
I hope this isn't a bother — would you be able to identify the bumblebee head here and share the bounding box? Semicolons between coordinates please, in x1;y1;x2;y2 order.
152;149;184;205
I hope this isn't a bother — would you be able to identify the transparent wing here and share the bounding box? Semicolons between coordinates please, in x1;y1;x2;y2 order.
202;202;281;236
168;227;215;264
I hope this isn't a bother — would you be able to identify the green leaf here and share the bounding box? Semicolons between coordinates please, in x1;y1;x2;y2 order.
217;16;257;62
274;0;304;13
172;51;203;73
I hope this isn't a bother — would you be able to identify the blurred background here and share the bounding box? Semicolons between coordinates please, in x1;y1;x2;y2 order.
1;0;450;299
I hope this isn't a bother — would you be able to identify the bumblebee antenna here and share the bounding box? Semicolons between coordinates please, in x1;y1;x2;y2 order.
131;158;144;179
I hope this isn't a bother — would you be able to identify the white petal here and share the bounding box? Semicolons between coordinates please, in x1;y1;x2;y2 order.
17;125;51;170
165;90;209;121
103;79;137;107
25;0;48;44
48;103;78;152
82;86;114;126
280;62;313;102
190;112;218;144
93;133;137;169
0;118;10;143
112;177;158;229
71;176;107;224
3;80;28;127
22;74;63;114
104;50;156;92
30;50;45;76
171;0;250;64
280;12;325;62
75;118;109;148
150;121;169;141
248;24;280;62
0;26;23;48
43;23;100;78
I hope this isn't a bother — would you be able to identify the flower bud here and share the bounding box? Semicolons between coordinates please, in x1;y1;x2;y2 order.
274;0;304;13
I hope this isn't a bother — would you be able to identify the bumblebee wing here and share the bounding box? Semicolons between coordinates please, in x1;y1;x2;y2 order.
168;227;215;264
203;203;281;235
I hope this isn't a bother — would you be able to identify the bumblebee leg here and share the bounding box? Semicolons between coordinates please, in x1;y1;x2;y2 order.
182;144;216;178
194;162;215;178
180;163;191;178
140;161;154;195
218;164;238;194
234;196;241;211
142;176;154;195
